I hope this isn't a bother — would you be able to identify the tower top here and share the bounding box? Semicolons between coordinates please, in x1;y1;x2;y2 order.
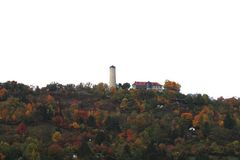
109;65;116;88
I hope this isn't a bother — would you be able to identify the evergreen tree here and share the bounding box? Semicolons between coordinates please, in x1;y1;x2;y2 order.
224;113;236;129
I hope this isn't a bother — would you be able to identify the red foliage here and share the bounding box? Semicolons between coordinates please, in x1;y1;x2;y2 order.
52;115;64;126
118;129;134;142
16;122;27;135
126;129;133;141
73;109;89;121
70;99;80;106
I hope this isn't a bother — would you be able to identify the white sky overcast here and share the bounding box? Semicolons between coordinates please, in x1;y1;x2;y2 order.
0;0;240;98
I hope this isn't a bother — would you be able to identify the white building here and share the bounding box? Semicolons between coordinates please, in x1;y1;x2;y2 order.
109;65;116;88
132;81;162;91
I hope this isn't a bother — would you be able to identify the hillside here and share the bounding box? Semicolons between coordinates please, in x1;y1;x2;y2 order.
0;81;240;160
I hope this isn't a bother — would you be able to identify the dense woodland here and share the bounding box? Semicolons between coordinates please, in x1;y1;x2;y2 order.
0;81;240;160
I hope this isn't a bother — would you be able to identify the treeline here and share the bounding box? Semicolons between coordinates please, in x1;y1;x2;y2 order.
0;81;240;160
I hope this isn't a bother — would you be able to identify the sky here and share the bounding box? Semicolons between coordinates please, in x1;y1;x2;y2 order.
0;0;240;98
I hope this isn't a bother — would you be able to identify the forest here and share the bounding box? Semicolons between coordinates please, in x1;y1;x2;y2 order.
0;80;240;160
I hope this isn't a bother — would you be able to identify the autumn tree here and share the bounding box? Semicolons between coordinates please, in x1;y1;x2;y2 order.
16;122;27;135
181;112;193;121
52;131;62;142
93;83;109;98
1;81;32;102
23;137;41;160
163;80;181;94
120;98;128;111
0;87;8;101
48;144;64;160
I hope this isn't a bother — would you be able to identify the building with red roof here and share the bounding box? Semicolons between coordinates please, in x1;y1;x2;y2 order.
132;81;162;91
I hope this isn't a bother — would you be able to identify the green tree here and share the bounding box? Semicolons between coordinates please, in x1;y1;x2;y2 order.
202;122;210;137
23;137;41;160
87;115;96;127
122;83;130;90
224;113;236;129
105;116;121;132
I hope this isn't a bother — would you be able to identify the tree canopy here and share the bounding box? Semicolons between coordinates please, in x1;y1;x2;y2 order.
0;80;240;159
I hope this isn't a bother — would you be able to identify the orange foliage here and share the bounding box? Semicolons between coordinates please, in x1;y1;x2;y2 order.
52;131;62;142
0;108;9;121
47;95;54;103
118;129;134;142
26;103;33;112
219;120;224;127
110;87;116;93
73;109;89;121
136;101;145;112
70;122;80;129
0;88;7;97
181;112;193;121
25;103;33;116
164;80;181;92
224;97;239;107
192;106;213;127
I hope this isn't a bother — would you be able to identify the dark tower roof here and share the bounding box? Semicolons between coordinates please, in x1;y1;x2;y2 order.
110;65;115;68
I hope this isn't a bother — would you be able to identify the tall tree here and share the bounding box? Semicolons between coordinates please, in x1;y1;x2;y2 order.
224;113;236;129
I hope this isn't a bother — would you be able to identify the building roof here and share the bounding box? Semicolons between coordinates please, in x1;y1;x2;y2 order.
133;81;162;86
110;65;115;68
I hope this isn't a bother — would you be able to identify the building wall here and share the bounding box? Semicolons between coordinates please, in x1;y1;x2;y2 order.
133;84;162;91
109;66;116;88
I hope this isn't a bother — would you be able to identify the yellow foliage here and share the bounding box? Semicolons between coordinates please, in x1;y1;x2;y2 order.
120;98;128;110
219;120;224;127
202;114;209;122
164;80;181;92
134;138;143;146
26;103;33;112
71;122;80;129
11;113;17;121
52;131;62;142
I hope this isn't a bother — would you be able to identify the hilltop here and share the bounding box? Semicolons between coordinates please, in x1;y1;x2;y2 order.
0;81;240;160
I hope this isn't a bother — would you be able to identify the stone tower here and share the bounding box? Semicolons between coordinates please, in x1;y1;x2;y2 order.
109;65;116;88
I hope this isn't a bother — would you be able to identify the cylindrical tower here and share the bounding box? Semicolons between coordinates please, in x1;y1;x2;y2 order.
109;65;116;88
